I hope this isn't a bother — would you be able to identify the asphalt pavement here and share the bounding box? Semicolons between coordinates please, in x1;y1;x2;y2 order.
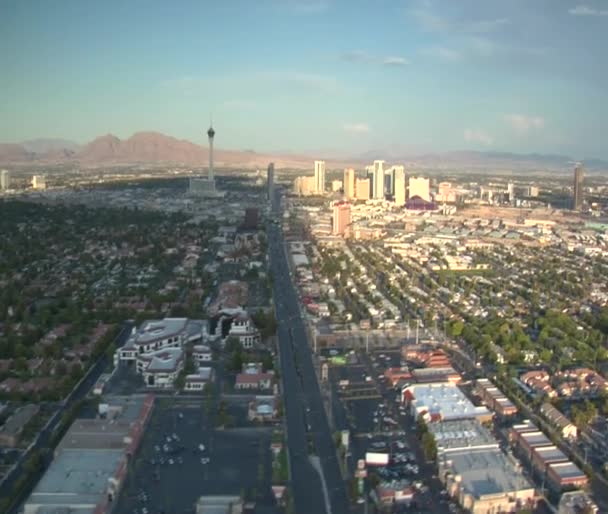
269;193;350;514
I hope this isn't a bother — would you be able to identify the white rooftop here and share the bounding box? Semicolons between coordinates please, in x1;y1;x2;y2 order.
407;382;490;421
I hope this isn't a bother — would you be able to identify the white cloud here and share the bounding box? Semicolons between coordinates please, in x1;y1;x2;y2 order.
383;56;409;66
504;114;545;133
421;46;463;61
343;123;370;134
340;51;409;66
409;2;509;34
464;129;493;146
568;5;608;16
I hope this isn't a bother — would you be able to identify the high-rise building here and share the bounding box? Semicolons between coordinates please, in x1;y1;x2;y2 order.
393;166;406;206
331;180;342;192
355;178;370;200
343;168;356;199
436;182;457;203
314;160;326;194
293;176;316;196
267;162;274;200
573;164;584;210
32;175;46;190
0;169;9;191
372;160;385;199
408;176;430;202
332;201;351;236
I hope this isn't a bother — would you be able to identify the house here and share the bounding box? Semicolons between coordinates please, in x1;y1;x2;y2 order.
235;372;274;391
227;313;260;349
541;403;578;440
184;367;214;392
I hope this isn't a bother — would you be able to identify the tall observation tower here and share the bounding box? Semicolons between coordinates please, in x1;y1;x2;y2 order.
189;122;223;197
207;124;215;183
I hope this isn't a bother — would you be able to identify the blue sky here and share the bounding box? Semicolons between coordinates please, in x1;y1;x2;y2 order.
1;0;607;158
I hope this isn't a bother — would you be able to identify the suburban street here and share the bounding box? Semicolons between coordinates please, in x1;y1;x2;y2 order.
270;192;350;514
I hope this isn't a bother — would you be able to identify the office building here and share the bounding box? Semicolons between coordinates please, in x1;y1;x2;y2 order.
393;166;406;206
314;160;326;194
331;179;342;192
332;201;351;236
31;175;46;190
343;168;355;199
355;177;370;200
372;160;385;199
408;176;430;202
267;162;274;200
0;169;9;191
573;164;584;210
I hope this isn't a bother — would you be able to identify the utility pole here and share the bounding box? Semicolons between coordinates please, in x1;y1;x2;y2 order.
416;319;420;345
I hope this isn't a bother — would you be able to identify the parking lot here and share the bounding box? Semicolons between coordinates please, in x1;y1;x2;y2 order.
324;348;456;513
114;398;280;514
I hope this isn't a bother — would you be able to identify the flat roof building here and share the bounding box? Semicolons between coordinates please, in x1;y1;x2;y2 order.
439;447;535;514
547;461;588;490
429;419;498;453
0;404;40;447
402;382;491;422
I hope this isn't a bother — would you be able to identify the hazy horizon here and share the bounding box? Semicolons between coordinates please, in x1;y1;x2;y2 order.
2;0;608;159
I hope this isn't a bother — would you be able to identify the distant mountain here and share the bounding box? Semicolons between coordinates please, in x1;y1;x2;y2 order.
1;131;606;173
0;144;34;162
21;138;81;154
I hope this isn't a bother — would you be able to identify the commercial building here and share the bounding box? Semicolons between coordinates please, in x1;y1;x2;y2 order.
331;179;342;192
355;177;370;200
24;395;154;514
402;382;492;422
0;404;40;447
332;201;351;236
558;491;599;514
438;447;535;514
573;164;584;210
314;160;326;194
343;168;355;199
435;182;457;203
32;175;46;190
408;176;430;202
429;418;498;454
115;318;206;389
0;169;9;191
184;367;214;391
393;166;406;206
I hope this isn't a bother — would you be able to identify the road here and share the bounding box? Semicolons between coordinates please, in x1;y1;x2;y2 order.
270;194;350;514
3;321;133;514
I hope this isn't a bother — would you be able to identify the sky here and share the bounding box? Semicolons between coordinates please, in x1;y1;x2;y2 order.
1;0;608;159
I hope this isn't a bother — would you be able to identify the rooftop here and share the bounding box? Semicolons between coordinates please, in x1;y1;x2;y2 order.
25;449;124;511
406;382;490;421
548;461;586;480
0;404;39;436
443;447;533;499
429;419;498;453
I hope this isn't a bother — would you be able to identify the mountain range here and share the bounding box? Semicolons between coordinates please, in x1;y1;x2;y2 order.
1;131;606;173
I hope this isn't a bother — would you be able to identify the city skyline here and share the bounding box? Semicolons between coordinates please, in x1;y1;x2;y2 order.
2;0;608;159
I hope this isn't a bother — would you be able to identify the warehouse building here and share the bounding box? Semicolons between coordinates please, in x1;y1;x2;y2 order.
438;447;536;514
